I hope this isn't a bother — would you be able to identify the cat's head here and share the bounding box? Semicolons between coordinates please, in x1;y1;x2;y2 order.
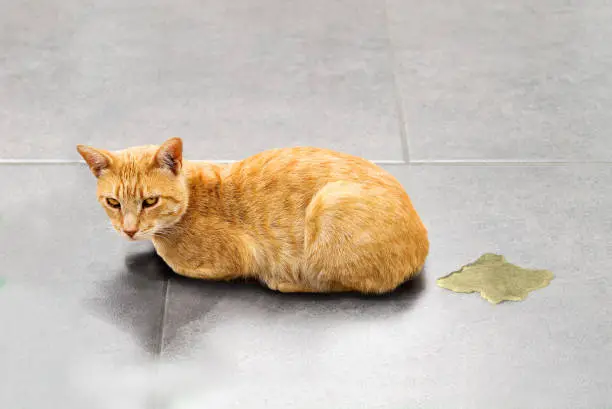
77;137;189;241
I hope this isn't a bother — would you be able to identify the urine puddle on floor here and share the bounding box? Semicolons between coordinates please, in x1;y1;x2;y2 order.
437;253;554;304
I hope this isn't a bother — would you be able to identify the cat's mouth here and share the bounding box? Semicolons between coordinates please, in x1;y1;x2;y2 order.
114;224;156;241
121;231;143;241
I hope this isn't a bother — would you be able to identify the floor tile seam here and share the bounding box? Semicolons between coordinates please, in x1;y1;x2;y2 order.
409;159;612;166
155;278;170;358
1;159;611;166
382;0;411;163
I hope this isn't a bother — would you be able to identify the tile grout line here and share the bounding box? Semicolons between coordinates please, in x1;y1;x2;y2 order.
1;158;611;166
0;159;87;164
156;278;170;358
409;159;612;166
383;0;411;164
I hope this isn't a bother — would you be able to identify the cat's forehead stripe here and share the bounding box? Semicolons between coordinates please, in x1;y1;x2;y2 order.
113;158;147;198
119;179;141;198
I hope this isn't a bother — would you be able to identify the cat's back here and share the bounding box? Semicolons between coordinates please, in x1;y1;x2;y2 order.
227;146;397;189
217;146;406;233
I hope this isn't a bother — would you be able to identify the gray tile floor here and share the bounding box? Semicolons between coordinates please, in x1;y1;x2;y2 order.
0;1;610;408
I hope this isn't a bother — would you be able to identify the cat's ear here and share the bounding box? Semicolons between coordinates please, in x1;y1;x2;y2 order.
76;145;113;177
154;137;183;175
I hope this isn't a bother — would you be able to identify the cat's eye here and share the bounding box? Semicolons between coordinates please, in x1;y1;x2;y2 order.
106;198;121;209
142;197;159;208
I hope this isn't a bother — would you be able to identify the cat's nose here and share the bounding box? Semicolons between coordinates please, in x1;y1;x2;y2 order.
123;229;138;238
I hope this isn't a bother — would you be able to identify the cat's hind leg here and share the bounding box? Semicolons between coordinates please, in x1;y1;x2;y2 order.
261;267;350;293
303;181;428;294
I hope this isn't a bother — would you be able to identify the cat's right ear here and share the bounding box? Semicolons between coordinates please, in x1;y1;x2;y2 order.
76;145;113;177
154;137;183;175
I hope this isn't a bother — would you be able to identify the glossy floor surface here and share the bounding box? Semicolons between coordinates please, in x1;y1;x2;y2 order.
1;1;611;408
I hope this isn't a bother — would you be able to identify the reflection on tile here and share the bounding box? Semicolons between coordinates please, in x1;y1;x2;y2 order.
160;273;427;408
0;165;167;408
389;0;612;160
0;0;403;161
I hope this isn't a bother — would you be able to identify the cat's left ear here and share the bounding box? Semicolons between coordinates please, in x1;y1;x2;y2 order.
154;137;183;175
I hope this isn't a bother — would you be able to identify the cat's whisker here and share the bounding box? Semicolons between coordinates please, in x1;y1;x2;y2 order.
152;231;174;240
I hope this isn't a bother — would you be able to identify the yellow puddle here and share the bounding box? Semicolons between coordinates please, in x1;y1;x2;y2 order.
437;253;554;304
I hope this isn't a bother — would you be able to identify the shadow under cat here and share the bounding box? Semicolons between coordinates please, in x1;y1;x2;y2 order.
84;245;172;355
88;248;427;355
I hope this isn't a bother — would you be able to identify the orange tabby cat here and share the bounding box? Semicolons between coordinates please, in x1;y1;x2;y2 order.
77;138;429;293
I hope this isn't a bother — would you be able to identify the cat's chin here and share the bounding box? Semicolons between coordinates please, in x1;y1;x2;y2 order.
135;235;155;242
122;233;153;242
